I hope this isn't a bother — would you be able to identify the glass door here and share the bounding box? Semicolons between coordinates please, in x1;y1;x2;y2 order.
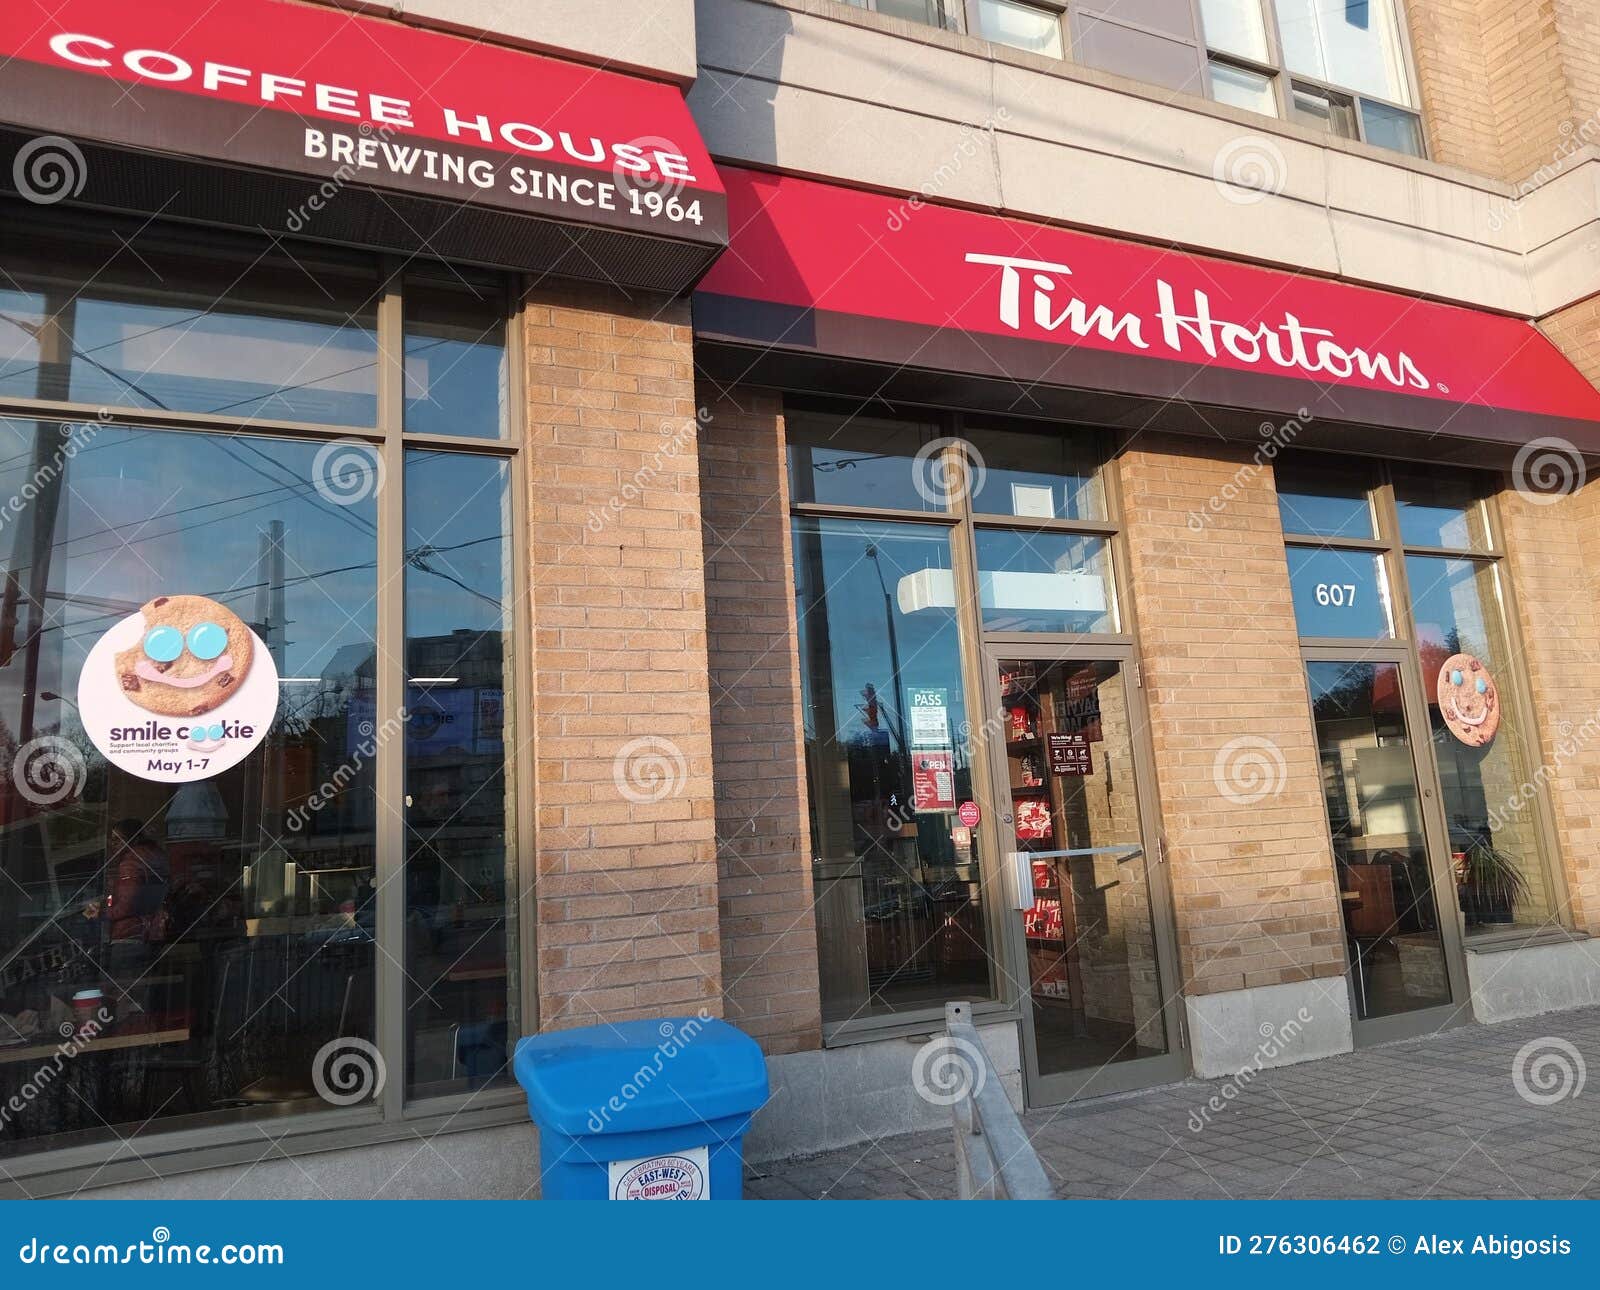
1303;649;1468;1043
985;649;1185;1104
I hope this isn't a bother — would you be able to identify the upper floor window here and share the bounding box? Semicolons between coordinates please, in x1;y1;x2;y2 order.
840;0;1424;159
1200;0;1424;156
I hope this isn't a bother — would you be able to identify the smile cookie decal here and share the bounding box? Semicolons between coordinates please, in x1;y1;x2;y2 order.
1437;652;1500;747
114;594;254;718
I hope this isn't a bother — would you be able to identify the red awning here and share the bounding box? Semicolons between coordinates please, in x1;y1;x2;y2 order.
696;167;1600;456
0;0;725;290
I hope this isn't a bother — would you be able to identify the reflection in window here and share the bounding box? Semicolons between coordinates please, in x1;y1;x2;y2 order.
792;517;991;1022
1285;546;1393;638
974;529;1116;633
786;411;946;513
975;0;1064;57
1393;470;1492;551
1274;457;1378;539
0;233;379;426
404;452;517;1096
962;423;1106;521
1307;660;1450;1018
403;282;508;439
1272;0;1413;105
1406;555;1553;933
0;419;378;1155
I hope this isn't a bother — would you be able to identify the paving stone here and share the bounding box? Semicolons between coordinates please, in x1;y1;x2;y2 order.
752;1006;1600;1199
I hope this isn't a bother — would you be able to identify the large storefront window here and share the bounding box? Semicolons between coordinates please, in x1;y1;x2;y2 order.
789;406;1145;1046
0;223;521;1163
1278;454;1561;968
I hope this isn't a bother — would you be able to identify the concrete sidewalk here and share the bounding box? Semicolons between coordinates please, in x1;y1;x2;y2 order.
747;1007;1600;1200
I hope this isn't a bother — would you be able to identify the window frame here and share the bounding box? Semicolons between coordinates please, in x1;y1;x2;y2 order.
1199;0;1427;156
0;201;536;1192
1277;451;1570;946
786;402;1147;1047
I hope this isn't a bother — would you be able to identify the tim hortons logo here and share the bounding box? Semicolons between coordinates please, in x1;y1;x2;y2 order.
967;253;1431;392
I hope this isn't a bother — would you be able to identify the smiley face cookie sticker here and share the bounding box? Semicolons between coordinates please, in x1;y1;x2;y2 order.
79;593;278;783
1437;652;1500;748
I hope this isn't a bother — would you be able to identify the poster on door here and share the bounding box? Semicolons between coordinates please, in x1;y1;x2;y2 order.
911;748;956;812
907;687;949;749
1048;732;1093;777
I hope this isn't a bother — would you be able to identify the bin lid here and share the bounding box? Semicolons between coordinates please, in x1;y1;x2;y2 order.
513;1017;769;1137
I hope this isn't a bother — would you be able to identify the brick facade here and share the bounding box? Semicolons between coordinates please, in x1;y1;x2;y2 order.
697;386;822;1055
1117;436;1348;998
1406;0;1600;182
522;281;723;1030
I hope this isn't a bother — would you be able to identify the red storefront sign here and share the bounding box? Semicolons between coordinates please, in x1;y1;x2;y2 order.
696;167;1600;449
911;749;956;813
0;0;726;283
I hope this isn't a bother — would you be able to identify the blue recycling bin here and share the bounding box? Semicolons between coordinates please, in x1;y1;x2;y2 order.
514;1017;769;1200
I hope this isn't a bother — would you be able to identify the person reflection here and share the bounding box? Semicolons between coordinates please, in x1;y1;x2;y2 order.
83;820;171;977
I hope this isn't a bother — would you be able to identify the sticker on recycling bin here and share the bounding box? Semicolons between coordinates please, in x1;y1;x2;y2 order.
608;1145;709;1199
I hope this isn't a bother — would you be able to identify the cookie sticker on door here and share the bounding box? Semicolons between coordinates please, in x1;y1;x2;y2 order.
79;594;278;783
1437;652;1499;748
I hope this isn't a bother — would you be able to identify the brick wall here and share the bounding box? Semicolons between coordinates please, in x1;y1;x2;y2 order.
1117;435;1347;997
522;280;722;1029
1497;476;1600;935
697;385;822;1054
1540;296;1600;389
1405;0;1600;183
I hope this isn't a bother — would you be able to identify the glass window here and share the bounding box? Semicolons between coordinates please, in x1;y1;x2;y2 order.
403;452;517;1097
975;0;1064;57
974;529;1117;634
1286;545;1393;638
1405;556;1553;933
1393;469;1492;551
1290;82;1359;137
1307;660;1451;1017
961;422;1106;521
1360;100;1425;156
0;234;379;426
1274;457;1378;538
1272;0;1413;105
870;0;961;28
404;283;508;439
0;418;378;1157
1200;0;1271;61
1210;60;1279;115
786;412;948;513
792;517;992;1022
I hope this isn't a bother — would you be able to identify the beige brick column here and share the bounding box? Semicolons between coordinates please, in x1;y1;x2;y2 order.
1499;474;1600;935
523;281;722;1029
1117;435;1348;1053
697;386;822;1055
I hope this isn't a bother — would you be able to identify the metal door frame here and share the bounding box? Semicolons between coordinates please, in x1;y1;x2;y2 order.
976;638;1188;1106
1300;643;1472;1045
